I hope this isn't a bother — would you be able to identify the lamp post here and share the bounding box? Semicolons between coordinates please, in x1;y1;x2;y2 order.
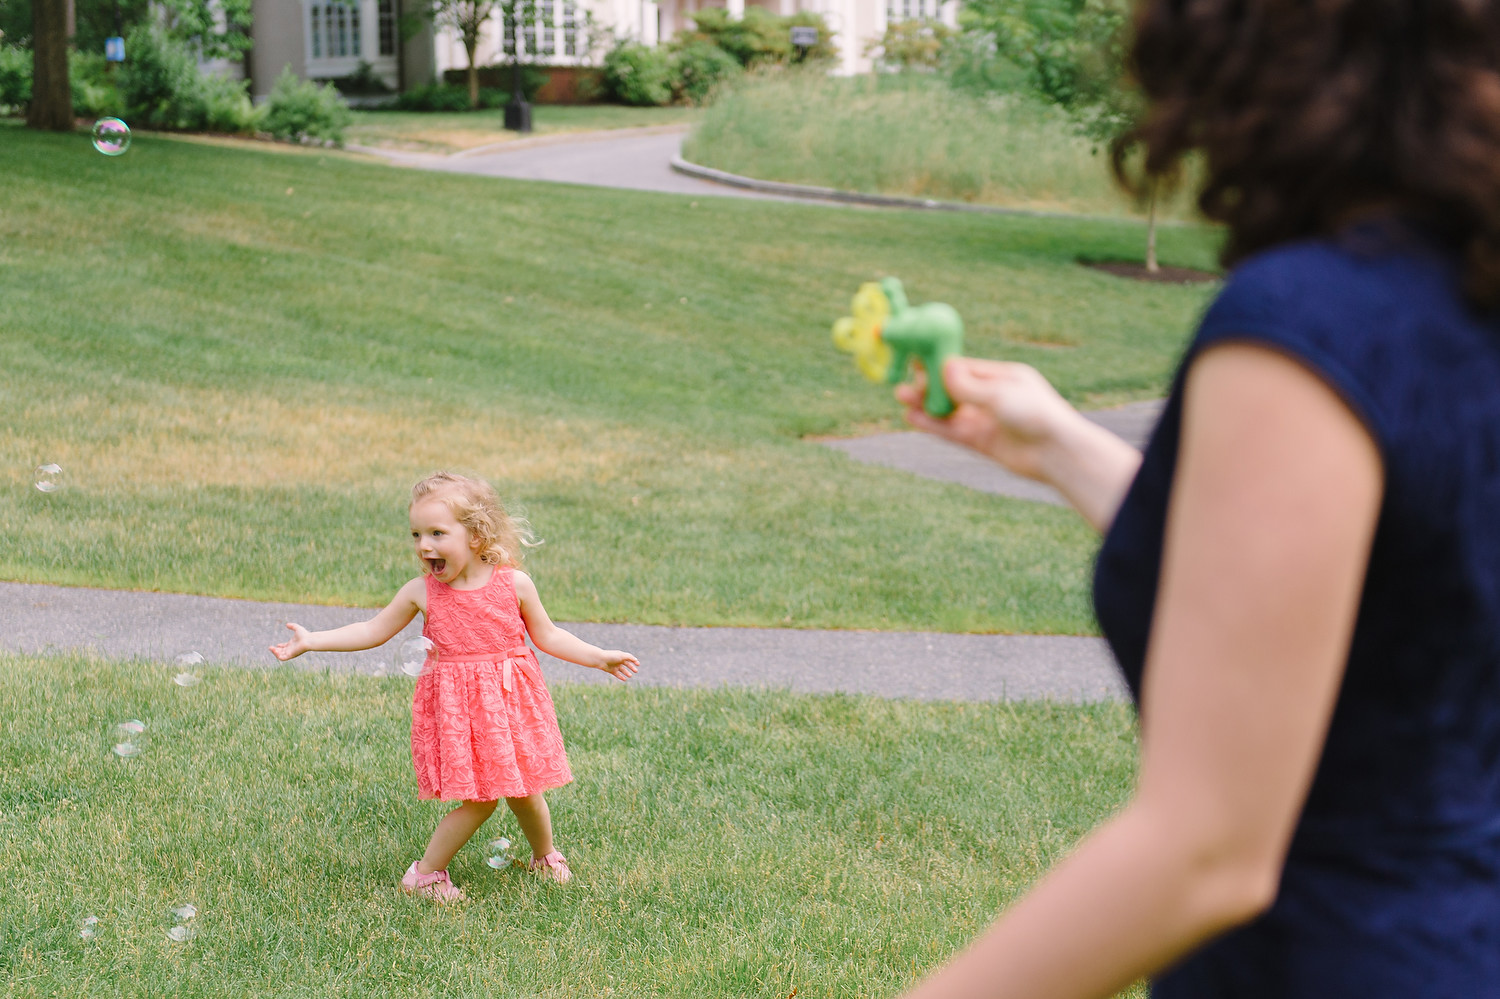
503;8;531;133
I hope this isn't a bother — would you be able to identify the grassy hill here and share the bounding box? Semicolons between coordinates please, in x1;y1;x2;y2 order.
0;122;1219;632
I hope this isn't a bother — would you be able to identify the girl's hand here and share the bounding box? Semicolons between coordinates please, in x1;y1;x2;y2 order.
593;651;640;682
269;623;313;662
896;357;1080;483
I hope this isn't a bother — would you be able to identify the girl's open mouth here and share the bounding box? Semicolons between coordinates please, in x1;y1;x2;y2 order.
428;559;446;575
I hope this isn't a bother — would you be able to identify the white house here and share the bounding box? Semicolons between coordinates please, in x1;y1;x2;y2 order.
243;0;958;100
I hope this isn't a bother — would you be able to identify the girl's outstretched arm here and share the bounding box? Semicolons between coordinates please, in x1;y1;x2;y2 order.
900;344;1383;998
269;577;426;661
513;570;639;682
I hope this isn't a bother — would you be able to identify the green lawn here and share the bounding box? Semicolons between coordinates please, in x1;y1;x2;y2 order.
0;652;1142;998
346;105;702;153
0;122;1219;632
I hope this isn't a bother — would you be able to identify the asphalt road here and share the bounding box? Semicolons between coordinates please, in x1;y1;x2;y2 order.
1;581;1127;703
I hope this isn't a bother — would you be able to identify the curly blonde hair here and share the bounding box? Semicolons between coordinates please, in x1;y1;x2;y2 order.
409;472;541;569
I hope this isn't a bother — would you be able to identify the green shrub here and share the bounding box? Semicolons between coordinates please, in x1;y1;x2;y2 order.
262;65;353;143
391;81;511;111
602;41;672;106
114;27;259;132
684;7;835;68
669;39;740;105
70;51;124;118
0;44;33;112
117;25;204;128
866;17;956;71
198;70;261;132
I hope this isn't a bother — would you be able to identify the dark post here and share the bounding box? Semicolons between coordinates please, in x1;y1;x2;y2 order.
503;9;531;133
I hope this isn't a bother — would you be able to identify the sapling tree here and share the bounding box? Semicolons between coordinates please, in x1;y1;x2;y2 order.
418;0;536;109
961;0;1164;270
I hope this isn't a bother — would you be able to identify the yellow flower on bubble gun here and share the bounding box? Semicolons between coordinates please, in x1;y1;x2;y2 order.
831;277;965;417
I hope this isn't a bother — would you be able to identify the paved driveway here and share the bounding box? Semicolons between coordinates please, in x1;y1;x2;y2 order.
357;126;784;200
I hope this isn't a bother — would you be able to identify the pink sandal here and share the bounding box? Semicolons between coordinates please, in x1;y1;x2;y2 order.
528;851;572;883
400;861;467;902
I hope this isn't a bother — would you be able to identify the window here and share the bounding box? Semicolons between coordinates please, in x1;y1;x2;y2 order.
562;0;577;55
310;0;361;59
539;0;554;56
378;0;395;56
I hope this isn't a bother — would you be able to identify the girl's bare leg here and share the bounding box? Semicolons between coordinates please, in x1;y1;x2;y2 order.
417;799;499;874
505;793;556;859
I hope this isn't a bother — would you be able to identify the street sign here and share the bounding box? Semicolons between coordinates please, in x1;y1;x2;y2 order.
105;36;125;62
790;26;819;47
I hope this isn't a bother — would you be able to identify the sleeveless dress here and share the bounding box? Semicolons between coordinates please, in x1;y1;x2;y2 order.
1094;221;1500;996
410;568;573;802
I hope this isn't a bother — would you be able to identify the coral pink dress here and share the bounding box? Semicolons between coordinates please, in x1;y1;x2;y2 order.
410;568;572;801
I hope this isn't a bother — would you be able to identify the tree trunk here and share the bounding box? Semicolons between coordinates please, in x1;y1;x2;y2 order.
465;37;480;109
1146;182;1161;274
28;0;74;132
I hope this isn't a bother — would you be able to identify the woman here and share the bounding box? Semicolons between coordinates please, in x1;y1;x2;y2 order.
894;0;1500;994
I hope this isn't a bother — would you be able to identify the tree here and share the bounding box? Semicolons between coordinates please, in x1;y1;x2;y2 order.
960;0;1164;271
27;0;71;131
418;0;534;109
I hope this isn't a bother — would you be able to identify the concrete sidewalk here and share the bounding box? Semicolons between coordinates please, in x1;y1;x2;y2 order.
1;581;1127;703
351;126;790;201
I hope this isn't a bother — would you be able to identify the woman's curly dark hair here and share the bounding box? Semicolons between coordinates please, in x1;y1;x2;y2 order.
1115;0;1500;306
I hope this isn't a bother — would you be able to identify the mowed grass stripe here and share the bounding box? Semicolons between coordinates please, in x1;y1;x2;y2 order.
0;124;1216;631
0;652;1140;998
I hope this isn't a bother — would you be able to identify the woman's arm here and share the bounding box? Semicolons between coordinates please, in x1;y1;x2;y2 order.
513;571;639;681
901;343;1384;998
898;359;1142;533
269;577;425;661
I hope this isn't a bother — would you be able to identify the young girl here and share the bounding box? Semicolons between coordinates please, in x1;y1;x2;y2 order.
269;471;639;901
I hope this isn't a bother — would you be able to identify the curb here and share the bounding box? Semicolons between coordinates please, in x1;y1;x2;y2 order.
670;154;1185;224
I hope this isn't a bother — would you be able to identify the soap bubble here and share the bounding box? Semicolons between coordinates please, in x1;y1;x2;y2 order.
112;719;145;758
394;636;433;677
173;673;201;687
175;652;204;667
486;855;510;869
486;836;512;869
171;903;197;921
79;915;99;941
33;463;63;493
91;117;132;156
166;924;194;943
489;837;511;852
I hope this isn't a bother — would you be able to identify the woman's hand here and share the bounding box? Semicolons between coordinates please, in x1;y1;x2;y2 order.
896;357;1080;482
897;357;1144;532
269;622;313;661
592;651;640;682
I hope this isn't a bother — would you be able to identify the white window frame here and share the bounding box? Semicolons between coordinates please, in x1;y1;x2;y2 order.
305;0;400;80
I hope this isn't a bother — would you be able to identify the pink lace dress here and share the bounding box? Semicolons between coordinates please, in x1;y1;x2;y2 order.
410;568;572;801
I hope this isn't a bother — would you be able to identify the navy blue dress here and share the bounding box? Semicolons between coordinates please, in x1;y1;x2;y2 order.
1093;222;1500;996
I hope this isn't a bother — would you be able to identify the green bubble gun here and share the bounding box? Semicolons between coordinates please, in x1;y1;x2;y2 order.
831;277;964;417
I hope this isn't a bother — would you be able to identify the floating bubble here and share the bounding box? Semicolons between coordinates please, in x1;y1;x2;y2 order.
79;915;99;941
112;742;140;758
173;673;201;687
488;837;511;852
486;855;510;869
171;904;197;921
91;117;132;156
33;463;63;493
166;924;194;943
394;636;434;677
115;719;146;737
175;652;205;667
